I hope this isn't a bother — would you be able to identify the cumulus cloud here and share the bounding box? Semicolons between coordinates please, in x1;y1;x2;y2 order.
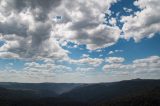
0;52;19;58
121;0;160;42
76;67;95;72
24;62;73;74
108;50;123;55
51;0;121;50
1;0;160;83
105;57;125;63
123;7;132;13
0;0;69;60
0;55;103;82
108;51;114;55
0;0;122;62
103;56;160;75
82;54;90;58
108;17;117;26
0;61;74;82
0;61;97;83
1;0;159;60
70;57;103;67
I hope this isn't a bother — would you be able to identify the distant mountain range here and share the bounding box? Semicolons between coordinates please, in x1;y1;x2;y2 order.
0;79;160;106
0;82;84;95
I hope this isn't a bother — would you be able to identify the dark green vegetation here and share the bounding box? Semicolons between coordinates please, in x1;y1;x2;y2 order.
0;79;160;106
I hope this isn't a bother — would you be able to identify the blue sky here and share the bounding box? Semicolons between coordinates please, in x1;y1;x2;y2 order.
0;0;160;83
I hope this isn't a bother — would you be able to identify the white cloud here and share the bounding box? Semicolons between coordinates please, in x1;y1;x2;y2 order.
109;17;117;26
0;0;69;60
115;50;123;52
0;61;73;82
108;50;123;55
70;57;103;67
108;51;114;55
105;57;125;63
103;63;123;70
1;0;159;57
96;49;103;52
0;0;122;62
24;61;73;73
76;67;95;72
121;0;160;42
82;54;89;58
0;61;96;83
0;52;19;58
50;0;121;50
1;56;160;83
123;7;132;13
103;56;160;75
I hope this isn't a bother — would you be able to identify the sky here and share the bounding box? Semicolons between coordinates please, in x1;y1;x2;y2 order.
0;0;160;83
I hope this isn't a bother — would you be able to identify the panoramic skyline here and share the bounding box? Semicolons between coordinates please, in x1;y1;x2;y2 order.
0;0;160;83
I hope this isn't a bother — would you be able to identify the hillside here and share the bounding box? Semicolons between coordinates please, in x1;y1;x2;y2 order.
0;79;159;106
61;79;160;102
